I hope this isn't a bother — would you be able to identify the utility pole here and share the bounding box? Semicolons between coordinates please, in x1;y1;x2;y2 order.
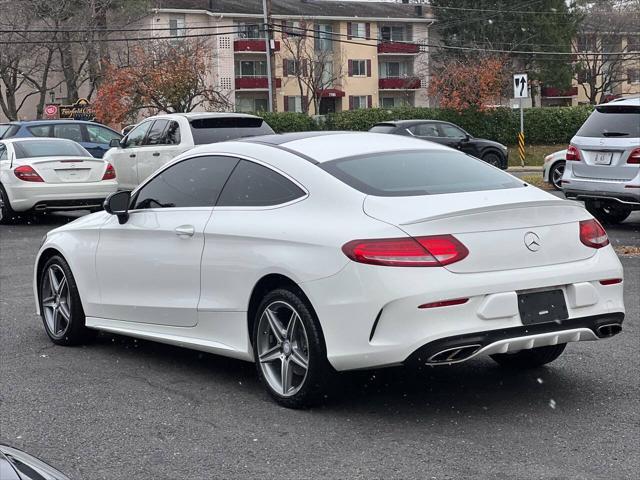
262;0;277;112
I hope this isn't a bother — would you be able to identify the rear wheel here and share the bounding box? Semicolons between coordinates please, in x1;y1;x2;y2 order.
585;201;632;224
482;152;503;168
39;255;93;345
549;161;565;190
0;184;18;224
253;288;331;409
490;344;566;369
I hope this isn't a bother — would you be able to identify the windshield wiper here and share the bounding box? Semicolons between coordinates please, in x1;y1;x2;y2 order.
602;131;630;137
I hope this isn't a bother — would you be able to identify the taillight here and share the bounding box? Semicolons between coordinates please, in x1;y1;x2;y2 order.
566;145;581;161
579;219;609;249
418;298;469;309
342;235;469;267
14;165;44;182
600;278;622;285
102;163;116;180
627;148;640;164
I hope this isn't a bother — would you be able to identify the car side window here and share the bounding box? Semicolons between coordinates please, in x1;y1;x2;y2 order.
123;122;152;148
132;155;239;210
86;124;120;144
27;125;52;137
53;124;84;143
411;124;440;137
439;124;466;139
165;121;181;145
217;160;305;207
0;144;7;160
145;120;170;146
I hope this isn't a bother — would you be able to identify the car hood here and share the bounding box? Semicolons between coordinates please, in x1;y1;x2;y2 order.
472;137;507;150
0;445;71;480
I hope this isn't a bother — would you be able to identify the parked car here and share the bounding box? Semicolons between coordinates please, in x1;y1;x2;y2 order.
105;113;274;190
369;120;509;169
562;97;640;224
543;149;567;190
0;138;117;223
1;444;71;480
35;132;624;408
0;120;122;158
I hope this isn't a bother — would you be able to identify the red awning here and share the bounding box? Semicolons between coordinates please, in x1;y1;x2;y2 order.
317;89;345;98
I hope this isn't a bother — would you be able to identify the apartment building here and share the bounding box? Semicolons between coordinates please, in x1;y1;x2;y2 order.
150;0;435;114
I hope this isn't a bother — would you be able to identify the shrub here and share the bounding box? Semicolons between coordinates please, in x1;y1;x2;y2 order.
259;112;317;133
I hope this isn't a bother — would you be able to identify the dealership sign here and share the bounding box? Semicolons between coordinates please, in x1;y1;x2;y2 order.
45;98;96;121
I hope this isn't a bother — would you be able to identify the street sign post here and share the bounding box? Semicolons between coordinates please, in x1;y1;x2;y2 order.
513;73;528;167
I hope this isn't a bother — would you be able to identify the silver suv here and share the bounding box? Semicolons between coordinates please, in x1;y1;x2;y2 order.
563;97;640;224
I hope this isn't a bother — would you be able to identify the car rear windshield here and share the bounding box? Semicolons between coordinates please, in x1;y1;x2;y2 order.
576;105;640;138
13;140;88;159
189;117;275;145
369;125;397;133
321;150;523;196
0;124;19;139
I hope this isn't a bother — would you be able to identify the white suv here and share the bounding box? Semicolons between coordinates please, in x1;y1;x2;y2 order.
104;113;274;190
562;97;640;224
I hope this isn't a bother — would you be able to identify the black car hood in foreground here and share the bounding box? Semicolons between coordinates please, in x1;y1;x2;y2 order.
0;445;71;480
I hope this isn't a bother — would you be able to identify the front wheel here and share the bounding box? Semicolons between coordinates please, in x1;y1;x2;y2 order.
490;344;566;369
253;288;331;409
585;201;632;225
0;184;18;224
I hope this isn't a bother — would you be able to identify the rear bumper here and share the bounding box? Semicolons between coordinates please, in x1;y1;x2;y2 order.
564;188;640;207
5;181;118;212
562;175;640;207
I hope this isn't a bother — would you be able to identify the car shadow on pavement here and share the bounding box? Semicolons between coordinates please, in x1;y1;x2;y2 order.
91;332;597;416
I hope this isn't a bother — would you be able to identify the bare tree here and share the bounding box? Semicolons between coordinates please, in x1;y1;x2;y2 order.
279;22;346;114
573;3;640;104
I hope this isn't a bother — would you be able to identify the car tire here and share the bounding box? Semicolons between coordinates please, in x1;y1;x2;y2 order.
0;184;18;224
39;255;94;346
252;288;332;409
482;151;504;169
549;161;565;190
585;201;632;225
490;344;566;369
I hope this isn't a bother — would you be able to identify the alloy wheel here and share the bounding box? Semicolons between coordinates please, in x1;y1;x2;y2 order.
256;301;310;397
41;265;72;338
551;163;565;189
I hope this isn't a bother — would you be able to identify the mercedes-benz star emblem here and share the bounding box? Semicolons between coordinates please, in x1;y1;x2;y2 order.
524;232;541;252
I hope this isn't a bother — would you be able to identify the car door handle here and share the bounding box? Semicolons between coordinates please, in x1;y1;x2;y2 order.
129;154;136;158
174;225;195;237
152;152;160;157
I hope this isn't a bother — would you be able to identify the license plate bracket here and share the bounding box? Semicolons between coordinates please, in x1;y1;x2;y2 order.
517;289;568;325
594;152;613;165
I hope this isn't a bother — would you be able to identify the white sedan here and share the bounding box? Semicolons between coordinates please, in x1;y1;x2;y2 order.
0;138;117;223
33;132;625;408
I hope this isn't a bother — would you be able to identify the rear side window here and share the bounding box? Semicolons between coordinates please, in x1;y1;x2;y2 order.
13;140;89;159
53;124;83;143
0;125;19;139
165;121;181;145
27;125;51;137
217;160;305;207
133;155;239;209
321;150;523;196
576;105;640;138
369;125;396;133
189;117;274;144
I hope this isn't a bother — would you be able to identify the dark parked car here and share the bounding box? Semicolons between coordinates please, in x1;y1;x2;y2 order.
370;120;509;169
0;120;122;158
0;444;71;480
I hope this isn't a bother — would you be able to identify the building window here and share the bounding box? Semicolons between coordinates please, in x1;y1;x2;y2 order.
627;35;640;52
315;24;333;52
283;20;304;36
380;97;396;108
319;61;333;85
352;22;366;39
237;60;267;77
380;25;406;42
237;96;269;112
380;96;411;108
284;59;300;77
379;62;411;78
169;15;186;38
285;96;303;113
238;23;263;39
628;69;640;84
577;69;588;84
350;96;369;110
577;34;595;52
352;60;367;76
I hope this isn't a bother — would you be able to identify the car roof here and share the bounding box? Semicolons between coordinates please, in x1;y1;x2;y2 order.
600;97;640;107
240;131;450;163
5;119;104;126
0;137;80;144
146;112;262;121
374;119;452;127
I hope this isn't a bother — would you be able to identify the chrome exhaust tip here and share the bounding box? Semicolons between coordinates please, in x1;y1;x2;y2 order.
427;344;482;364
596;324;622;338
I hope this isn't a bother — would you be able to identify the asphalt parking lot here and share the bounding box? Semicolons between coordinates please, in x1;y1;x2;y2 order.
1;210;639;480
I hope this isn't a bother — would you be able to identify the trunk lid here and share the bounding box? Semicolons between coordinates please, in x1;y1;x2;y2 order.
363;187;596;273
24;157;107;183
572;136;639;181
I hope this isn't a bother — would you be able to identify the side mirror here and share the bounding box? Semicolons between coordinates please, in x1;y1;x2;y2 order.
103;191;131;224
109;138;122;148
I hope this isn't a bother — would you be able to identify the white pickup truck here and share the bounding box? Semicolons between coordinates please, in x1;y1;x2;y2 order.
104;113;274;190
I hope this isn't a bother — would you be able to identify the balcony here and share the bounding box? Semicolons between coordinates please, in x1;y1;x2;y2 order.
379;77;421;90
235;77;282;90
234;39;280;53
377;41;420;54
541;86;578;98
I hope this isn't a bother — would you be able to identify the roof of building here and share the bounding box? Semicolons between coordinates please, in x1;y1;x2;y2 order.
154;0;433;21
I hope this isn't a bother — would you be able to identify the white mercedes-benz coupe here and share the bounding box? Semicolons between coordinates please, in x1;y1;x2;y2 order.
33;132;625;408
0;137;117;223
